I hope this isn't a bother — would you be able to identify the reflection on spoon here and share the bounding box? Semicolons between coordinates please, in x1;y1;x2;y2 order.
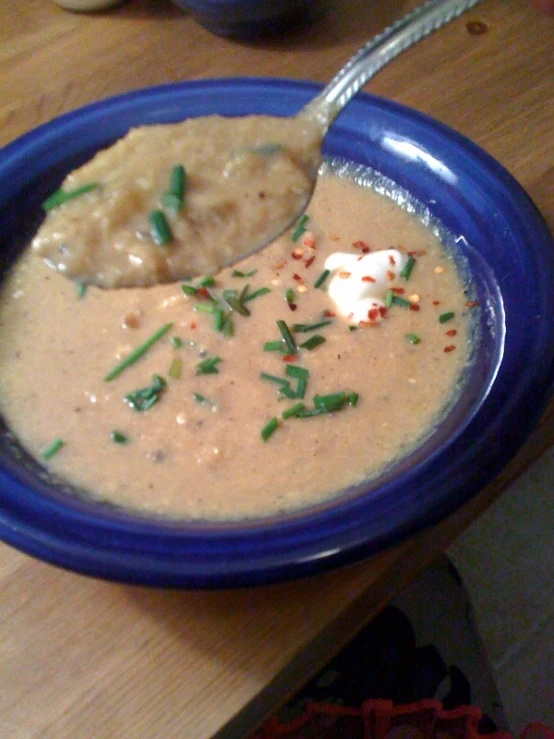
32;0;483;289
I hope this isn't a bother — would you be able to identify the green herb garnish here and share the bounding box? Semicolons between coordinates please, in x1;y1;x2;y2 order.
232;268;257;278
195;356;221;375
76;282;87;299
314;269;330;289
171;336;183;349
42;182;100;211
406;333;421;345
285;365;309;380
385;289;394;308
439;311;455;323
291;214;309;242
149;209;172;245
292;319;332;333
314;392;348;413
300;335;326;351
224;294;250;317
125;374;166;412
161;164;185;212
110;431;129;444
276;319;297;354
261;417;279;441
42;438;64;460
263;340;284;352
242;287;271;303
193;392;217;409
400;256;416;280
104;322;173;381
282;402;306;419
392;295;411;308
168;357;183;379
197;276;216;288
348;392;359;407
285;288;296;304
181;284;198;296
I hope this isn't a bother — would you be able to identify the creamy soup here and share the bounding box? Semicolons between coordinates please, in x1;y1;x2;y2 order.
0;169;474;520
32;115;321;288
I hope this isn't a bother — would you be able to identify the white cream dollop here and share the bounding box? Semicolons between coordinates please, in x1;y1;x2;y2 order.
324;249;409;325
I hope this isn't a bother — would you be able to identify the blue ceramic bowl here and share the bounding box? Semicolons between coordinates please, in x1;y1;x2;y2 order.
170;0;314;38
1;79;553;588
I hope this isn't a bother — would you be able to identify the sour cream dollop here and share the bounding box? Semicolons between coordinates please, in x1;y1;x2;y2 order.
324;249;409;325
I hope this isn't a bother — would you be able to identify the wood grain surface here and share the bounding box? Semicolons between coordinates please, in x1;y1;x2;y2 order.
0;1;553;737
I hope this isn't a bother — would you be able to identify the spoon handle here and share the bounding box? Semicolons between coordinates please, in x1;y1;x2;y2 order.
302;0;485;132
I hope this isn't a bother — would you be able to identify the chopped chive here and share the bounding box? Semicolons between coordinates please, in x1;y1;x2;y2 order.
292;319;332;333
42;438;64;460
232;268;257;278
286;365;309;380
278;382;297;400
406;333;421;345
213;307;226;332
149;209;172;245
439;311;456;323
300;334;326;351
348;326;358;332
76;281;87;299
110;431;129;444
296;406;327;418
161;164;185;212
168;357;183;379
104;322;173;381
195;356;221;375
348;392;359;407
314;392;347;412
385;289;394;308
285;288;295;304
296;376;307;399
193;392;217;408
181;284;197;296
291;214;309;242
400;256;416;280
197;276;216;288
392;295;411;308
260;372;289;386
171;336;183;349
238;283;250;303
261;417;279;441
242;287;271;303
42;182;99;211
276;319;297;354
222;315;234;336
282;402;306;419
263;340;284;352
125;374;166;412
193;302;216;314
314;269;330;289
224;294;250;317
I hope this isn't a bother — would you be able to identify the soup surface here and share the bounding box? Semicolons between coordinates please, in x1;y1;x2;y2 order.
0;169;474;520
32;115;321;288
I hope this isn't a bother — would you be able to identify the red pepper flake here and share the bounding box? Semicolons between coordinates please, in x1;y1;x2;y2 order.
292;273;303;282
291;252;302;260
288;303;298;311
361;275;376;282
273;261;287;270
392;287;405;294
386;270;395;281
353;240;370;253
196;287;210;299
465;300;480;308
388;255;396;266
379;307;388;318
444;345;456;353
339;271;351;279
368;308;379;322
446;329;458;337
304;256;315;268
409;304;420;312
324;310;336;318
190;321;197;330
282;354;296;362
433;300;441;306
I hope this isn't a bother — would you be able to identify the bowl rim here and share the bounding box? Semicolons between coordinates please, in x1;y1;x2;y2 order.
1;77;553;588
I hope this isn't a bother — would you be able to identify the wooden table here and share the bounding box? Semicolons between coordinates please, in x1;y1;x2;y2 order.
1;1;553;737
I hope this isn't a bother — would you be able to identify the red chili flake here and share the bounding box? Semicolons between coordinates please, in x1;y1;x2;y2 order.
409;304;420;312
282;354;296;362
292;273;303;282
388;255;396;266
273;261;287;270
304;256;315;268
446;329;458;337
288;303;298;311
353;240;370;253
291;252;302;260
444;345;456;353
386;270;395;281
392;287;405;294
465;300;480;308
368;308;379;322
433;300;441;306
339;271;351;279
361;275;376;282
379;307;388;318
324;310;336;318
196;287;210;299
190;321;197;330
466;20;488;35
